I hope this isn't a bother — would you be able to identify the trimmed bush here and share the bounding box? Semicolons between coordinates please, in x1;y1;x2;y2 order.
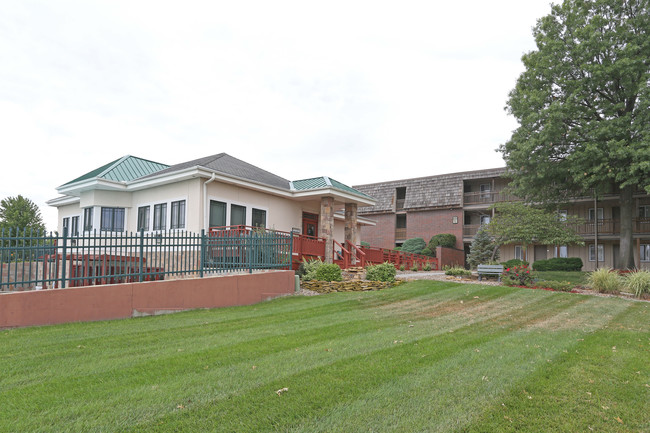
536;280;574;292
623;270;650;298
401;238;426;254
299;258;323;281
445;266;472;277
365;263;397;282
502;265;535;287
532;257;583;271
501;259;529;269
315;263;342;282
420;247;434;257
586;268;621;294
360;241;370;247
428;233;456;250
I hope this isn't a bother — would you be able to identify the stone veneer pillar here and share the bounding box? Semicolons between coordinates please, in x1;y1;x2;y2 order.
345;203;359;265
320;196;335;263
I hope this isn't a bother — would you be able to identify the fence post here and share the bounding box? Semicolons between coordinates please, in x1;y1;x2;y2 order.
248;232;253;274
289;231;294;270
60;227;68;289
139;229;144;282
199;229;205;278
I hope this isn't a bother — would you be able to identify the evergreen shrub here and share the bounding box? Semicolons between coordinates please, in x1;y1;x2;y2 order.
532;257;583;271
420;247;434;257
501;259;529;268
401;238;426;254
445;266;472;277
299;258;323;281
428;233;456;250
467;227;499;269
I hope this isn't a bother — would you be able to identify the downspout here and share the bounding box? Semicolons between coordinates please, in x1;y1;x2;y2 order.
203;173;218;231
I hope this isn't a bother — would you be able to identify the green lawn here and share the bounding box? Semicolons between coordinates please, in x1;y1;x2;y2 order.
1;281;648;432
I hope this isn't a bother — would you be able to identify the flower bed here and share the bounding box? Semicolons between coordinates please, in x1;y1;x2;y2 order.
301;280;399;293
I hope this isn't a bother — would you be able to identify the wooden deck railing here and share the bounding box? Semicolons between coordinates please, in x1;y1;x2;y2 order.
208;226;438;271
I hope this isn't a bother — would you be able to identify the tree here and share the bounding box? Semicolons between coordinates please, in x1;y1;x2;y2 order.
467;226;499;269
500;0;650;269
486;202;584;261
0;195;46;234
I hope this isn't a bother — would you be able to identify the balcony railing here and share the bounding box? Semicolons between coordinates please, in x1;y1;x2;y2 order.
463;218;650;238
463;191;519;205
395;228;407;240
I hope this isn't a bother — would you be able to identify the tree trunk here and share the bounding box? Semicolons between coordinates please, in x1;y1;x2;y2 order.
619;185;636;269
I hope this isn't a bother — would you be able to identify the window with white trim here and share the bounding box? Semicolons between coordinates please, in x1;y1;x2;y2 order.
588;208;604;221
137;206;150;231
170;200;186;229
641;244;650;262
588;244;604;262
555;245;568;258
100;207;125;232
514;245;523;260
639;205;650;218
480;215;491;225
83;208;93;231
230;204;246;226
252;208;266;228
153;203;167;231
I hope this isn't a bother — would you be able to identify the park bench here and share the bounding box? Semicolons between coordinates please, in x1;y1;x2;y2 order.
477;264;504;282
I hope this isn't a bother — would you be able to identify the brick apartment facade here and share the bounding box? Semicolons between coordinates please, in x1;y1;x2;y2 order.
354;168;650;271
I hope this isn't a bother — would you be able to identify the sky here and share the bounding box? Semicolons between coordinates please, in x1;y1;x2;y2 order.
0;0;556;231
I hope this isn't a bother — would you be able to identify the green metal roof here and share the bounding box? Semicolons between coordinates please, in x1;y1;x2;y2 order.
291;176;373;199
62;155;169;186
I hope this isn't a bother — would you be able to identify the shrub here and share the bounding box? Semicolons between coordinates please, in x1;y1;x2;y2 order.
401;238;427;254
501;259;529;269
399;264;405;271
502;265;535;287
394;247;402;251
422;262;432;271
428;233;456;250
299;258;323;281
623;270;650;298
586;268;621;293
365;263;397;282
420;247;434;257
314;263;342;282
532;257;583;271
536;280;574;292
410;264;419;272
445;266;472;277
360;241;370;247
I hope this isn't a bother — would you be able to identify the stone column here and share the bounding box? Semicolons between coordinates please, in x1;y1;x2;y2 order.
345;203;359;265
320;196;335;263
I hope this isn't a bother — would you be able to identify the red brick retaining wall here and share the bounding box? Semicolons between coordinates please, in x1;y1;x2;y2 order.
0;271;295;329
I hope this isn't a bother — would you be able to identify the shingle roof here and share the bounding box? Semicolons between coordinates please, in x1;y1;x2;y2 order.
62;156;169;186
291;176;373;199
146;153;291;190
354;167;507;214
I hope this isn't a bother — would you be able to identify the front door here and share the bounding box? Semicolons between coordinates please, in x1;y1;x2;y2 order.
302;213;318;237
534;245;547;261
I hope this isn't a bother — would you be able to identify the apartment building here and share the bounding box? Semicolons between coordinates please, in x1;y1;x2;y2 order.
354;168;650;271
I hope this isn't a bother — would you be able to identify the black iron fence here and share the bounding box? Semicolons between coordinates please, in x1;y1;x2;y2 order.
0;227;293;292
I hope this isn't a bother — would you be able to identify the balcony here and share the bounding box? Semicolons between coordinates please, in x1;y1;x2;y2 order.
463;191;519;206
395;228;407;240
463;218;650;239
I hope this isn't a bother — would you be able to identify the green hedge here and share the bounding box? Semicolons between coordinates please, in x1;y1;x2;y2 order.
532;257;583;271
401;237;426;254
501;259;529;269
428;233;456;249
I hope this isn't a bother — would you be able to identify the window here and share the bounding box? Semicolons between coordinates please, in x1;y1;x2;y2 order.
480;215;491;225
83;208;93;231
558;210;568;221
230;204;246;226
589;244;604;262
137;206;150;231
100;207;125;232
209;200;227;227
396;187;406;210
639;205;650;218
71;216;79;236
641;244;650;262
171;200;186;229
252;208;266;228
62;217;69;235
153;203;167;231
480;183;491;199
555;245;568;258
514;245;523;260
588;208;604;221
396;214;406;229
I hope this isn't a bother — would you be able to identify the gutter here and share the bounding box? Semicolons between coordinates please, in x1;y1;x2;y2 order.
203;172;218;231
